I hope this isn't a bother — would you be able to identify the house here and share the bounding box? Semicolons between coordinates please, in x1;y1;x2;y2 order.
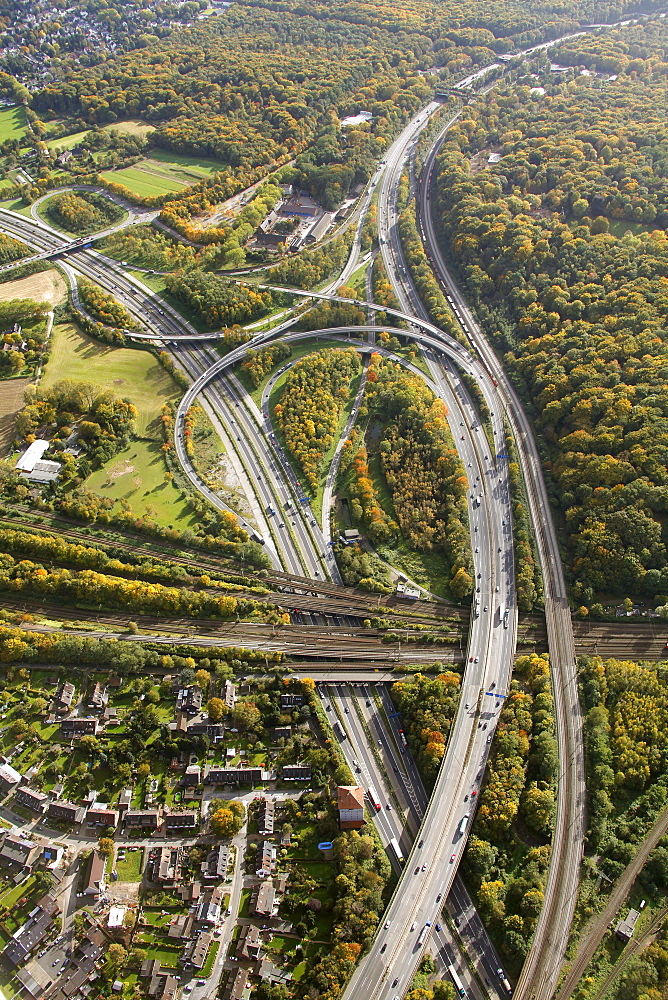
176;687;202;715
124;809;160;831
305;212;334;244
43;926;107;1000
224;679;237;709
282;763;311;782
60;717;99;738
178;882;201;904
201;844;229;881
272;726;292;741
236;923;262;961
203;765;264;785
222;968;249;1000
88;683;108;711
86;804;118;828
166;912;194;940
250;881;275;917
81;849;106;896
182;764;201;787
197;885;224;925
2;894;59;966
15;439;50;473
118;788;133;811
181;929;212;969
150;846;183;884
23;459;62;484
616;908;641;942
15;786;48;814
42;844;64;870
256;841;276;876
186;719;224;740
164;811;198;834
140;959;179;999
47;799;85;826
280;693;302;709
257;797;275;835
337;786;365;829
0;762;22;795
0;834;40;872
55;682;75;714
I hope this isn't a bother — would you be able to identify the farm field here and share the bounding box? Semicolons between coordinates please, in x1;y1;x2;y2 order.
0;377;30;454
101;150;223;198
0;268;67;307
86;438;198;528
0;106;28;142
42;321;180;438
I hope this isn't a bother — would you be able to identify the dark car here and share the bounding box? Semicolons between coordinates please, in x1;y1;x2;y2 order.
381;943;387;953
414;867;420;875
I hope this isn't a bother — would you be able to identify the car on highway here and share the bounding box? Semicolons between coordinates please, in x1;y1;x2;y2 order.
385;921;390;929
421;864;426;871
393;979;399;988
450;854;456;862
435;922;442;932
418;840;423;848
410;922;416;931
414;867;420;875
486;735;492;743
381;943;387;953
472;789;477;797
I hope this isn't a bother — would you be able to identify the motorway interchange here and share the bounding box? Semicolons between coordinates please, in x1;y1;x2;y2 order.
4;17;652;996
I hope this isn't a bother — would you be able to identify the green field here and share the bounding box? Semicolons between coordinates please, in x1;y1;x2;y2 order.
114;846;144;882
0;106;28;142
45;130;90;152
86;439;198;529
101;150;223;198
42;322;180;438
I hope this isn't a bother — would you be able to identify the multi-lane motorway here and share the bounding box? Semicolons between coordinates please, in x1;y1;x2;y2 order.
1;17;644;995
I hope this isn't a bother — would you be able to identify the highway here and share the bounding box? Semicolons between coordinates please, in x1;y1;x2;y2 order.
328;681;512;1000
416;116;586;1000
0;20;644;994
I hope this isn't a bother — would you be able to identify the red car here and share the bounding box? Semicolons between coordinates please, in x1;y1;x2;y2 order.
450;853;456;863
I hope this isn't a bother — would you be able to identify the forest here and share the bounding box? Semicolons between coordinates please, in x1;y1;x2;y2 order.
390;671;462;785
433;18;668;601
44;189;124;235
456;654;557;969
78;279;141;332
273;348;361;492
363;355;473;599
164;270;274;329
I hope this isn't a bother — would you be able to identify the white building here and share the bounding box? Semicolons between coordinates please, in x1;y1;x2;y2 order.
15;440;61;483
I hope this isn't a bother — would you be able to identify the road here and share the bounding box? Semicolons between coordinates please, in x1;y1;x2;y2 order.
329;681;512;1000
416;109;586;1000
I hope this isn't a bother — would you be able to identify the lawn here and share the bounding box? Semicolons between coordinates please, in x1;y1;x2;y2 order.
42;321;180;438
85;439;199;529
0;876;36;909
101;150;223;197
114;846;144;882
45;130;90;152
0;106;28;142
